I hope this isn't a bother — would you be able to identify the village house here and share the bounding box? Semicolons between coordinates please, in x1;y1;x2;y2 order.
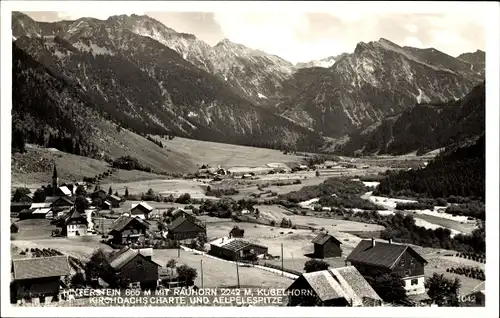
345;238;428;295
166;216;206;241
11;256;71;303
11;223;19;234
171;208;191;220
286;266;383;307
107;247;161;290
229;226;245;238
107;194;121;208
109;215;150;246
209;237;268;262
91;189;108;201
61;208;88;237
102;200;112;210
18;204;53;220
130;202;154;219
55;186;72;197
311;232;342;258
11;202;32;214
18;193;33;203
50;196;75;209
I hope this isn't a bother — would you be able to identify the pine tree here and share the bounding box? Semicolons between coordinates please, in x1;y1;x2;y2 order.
125;187;129;198
108;186;113;195
114;191;119;196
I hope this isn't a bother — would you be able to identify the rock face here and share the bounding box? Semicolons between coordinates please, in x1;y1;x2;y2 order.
295;54;348;69
12;12;323;153
276;39;483;137
338;81;485;156
457;50;486;77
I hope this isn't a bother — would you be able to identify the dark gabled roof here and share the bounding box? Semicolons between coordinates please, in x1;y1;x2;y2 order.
167;216;205;232
131;202;154;213
109;247;161;270
312;232;342;246
12;256;71;280
45;196;59;203
110;215;148;232
346;240;428;269
108;194;121;201
230;226;244;233
51;196;75;206
64;209;87;225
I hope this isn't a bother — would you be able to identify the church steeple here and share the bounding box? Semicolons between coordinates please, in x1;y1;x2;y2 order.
52;163;59;195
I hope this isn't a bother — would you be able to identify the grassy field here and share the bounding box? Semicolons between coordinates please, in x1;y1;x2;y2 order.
11;237;112;261
151;249;293;289
11;219;57;240
412;213;476;234
11;147;187;190
100;179;216;200
157;137;302;168
254;205;385;232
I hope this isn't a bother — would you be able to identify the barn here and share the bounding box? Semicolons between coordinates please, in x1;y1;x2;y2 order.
11;223;19;233
131;202;154;219
109;216;149;246
312;233;342;258
107;195;121;208
50;196;75;208
286;266;382;307
229;226;245;238
209;237;268;261
108;247;161;290
167;216;206;241
11;256;71;303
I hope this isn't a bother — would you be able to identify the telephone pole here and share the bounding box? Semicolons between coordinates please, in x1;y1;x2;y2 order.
200;260;204;288
281;243;284;276
236;259;240;288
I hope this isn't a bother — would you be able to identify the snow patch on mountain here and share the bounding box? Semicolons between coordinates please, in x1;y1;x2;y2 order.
257;93;267;99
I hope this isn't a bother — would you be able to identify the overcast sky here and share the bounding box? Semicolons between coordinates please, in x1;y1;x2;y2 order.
23;7;486;64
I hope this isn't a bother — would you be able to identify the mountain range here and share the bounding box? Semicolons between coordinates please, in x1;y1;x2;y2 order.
11;12;486;162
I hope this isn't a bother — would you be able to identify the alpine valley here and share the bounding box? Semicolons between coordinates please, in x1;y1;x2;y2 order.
11;12;485;170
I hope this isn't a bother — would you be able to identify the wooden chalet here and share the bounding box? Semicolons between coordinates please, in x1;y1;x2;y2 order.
167;215;206;241
11;202;32;214
91;189;108;201
103;200;112;210
346;238;428;295
50;196;75;208
107;247;161;290
209;237;268;261
312;232;342;258
61;208;88;237
18;193;33;203
229;226;245;238
286;266;382;307
55;186;72;197
171;208;194;221
11;256;71;303
107;194;121;208
130;202;154;219
11;223;19;234
109;215;149;246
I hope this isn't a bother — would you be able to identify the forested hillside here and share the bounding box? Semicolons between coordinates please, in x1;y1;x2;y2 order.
374;135;485;201
338;82;485;156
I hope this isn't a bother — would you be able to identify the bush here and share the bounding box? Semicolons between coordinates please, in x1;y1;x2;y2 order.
175;193;192;204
